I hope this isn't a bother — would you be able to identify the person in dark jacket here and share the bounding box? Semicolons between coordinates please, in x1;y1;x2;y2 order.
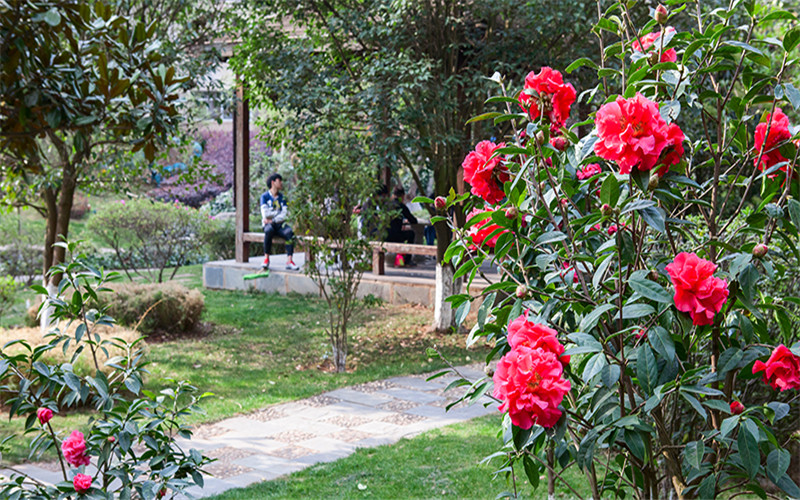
386;185;417;265
260;173;299;270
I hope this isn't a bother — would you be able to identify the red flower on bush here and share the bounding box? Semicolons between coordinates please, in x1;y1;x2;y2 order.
73;473;92;493
665;252;729;326
729;401;744;415
753;345;800;391
37;407;53;425
466;207;508;250
518;67;576;127
493;345;571;429
594;93;685;175
507;315;570;366
462;141;509;204
577;163;602;180
632;27;677;63
62;430;91;467
754;108;793;174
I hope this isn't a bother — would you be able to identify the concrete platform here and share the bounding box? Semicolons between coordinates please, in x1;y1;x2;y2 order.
203;254;499;307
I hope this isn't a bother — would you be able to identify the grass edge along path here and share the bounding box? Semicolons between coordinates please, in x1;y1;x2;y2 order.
206;414;592;500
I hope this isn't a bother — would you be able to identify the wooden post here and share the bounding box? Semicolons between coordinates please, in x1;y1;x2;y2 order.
234;82;250;263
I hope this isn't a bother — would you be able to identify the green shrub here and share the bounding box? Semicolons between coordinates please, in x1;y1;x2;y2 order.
86;198;210;282
0;218;40;285
97;282;204;335
203;217;236;260
0;275;19;316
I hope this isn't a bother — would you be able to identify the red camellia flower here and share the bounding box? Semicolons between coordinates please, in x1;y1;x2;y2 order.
518;67;577;127
507;315;570;366
754;108;793;174
73;473;92;493
466;207;508;250
729;401;745;415
577;163;602;180
62;430;91;467
462;140;509;204
632;27;677;63
493;345;571;429
37;407;53;425
665;252;729;326
752;345;800;391
594;93;685;175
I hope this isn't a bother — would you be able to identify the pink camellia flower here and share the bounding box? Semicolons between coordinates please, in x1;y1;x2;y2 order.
665;252;729;326
62;430;91;467
37;407;53;425
561;262;580;284
466;207;508;250
507;315;570;366
754;108;793;174
729;401;745;415
518;67;577;127
752;345;800;391
73;473;92;493
594;93;685;176
608;223;628;236
632;27;677;63
550;136;568;151
462;141;509;204
635;329;647;340
577;163;602;181
493;345;571;429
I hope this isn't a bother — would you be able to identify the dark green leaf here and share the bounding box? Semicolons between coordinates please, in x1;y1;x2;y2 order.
649;326;676;361
767;449;790;483
738;424;760;480
636;346;658;394
639;206;666;233
600;174;620;207
629;278;672;304
684;440;704;470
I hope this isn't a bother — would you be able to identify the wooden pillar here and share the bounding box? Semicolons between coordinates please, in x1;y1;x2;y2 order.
234;82;250;263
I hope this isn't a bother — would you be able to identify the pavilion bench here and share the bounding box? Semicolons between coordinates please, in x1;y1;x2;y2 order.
242;233;436;275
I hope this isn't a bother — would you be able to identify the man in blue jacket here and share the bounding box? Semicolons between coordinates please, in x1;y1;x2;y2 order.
260;173;299;270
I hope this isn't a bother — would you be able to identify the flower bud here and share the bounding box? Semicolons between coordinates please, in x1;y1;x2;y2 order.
535;130;546;146
484;365;495;378
649;270;659;282
505;206;518;220
551;136;568;151
108;436;116;443
648;174;660;191
648;51;660;66
601;204;613;217
434;196;446;210
515;284;527;299
729;401;744;415
559;198;570;207
37;407;53;425
753;243;768;259
655;4;669;24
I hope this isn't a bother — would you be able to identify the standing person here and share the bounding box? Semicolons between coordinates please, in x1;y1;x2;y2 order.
261;173;300;270
387;185;417;266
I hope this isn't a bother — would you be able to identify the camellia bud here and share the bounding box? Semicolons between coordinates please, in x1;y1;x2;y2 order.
730;401;744;415
648;174;659;191
434;196;446;210
515;284;527;299
484;365;495;377
648;51;660;66
649;270;660;282
601;203;613;217
108;436;116;443
753;243;768;259
551;136;568;151
535;130;546;146
655;4;669;24
505;206;518;219
559;198;569;207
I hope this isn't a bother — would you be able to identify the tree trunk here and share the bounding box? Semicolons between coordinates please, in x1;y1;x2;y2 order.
332;343;347;373
39;169;77;331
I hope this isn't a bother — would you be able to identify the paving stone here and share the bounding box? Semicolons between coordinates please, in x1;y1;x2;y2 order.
354;436;397;448
293;450;352;466
378;399;420;412
223;469;282;488
380;412;429;426
377;387;444;404
387;375;448;391
328;429;374;443
324;388;394;407
233;455;306;476
298;436;358;454
352;420;407;436
265;445;316;459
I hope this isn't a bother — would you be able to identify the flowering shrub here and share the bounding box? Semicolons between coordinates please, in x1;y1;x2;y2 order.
435;2;800;498
0;244;211;499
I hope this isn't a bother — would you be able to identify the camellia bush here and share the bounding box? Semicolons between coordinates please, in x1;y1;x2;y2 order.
0;243;211;499
433;1;800;498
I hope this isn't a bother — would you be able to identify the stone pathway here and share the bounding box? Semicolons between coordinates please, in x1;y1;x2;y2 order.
8;365;495;498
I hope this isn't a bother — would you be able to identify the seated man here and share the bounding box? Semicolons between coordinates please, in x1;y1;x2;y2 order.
261;173;299;270
387;185;418;266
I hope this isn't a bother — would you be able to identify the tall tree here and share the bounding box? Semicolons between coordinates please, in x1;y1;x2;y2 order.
0;0;188;327
231;0;598;331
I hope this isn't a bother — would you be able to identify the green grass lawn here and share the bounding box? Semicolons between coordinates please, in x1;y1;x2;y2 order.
208;415;591;500
1;265;488;464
